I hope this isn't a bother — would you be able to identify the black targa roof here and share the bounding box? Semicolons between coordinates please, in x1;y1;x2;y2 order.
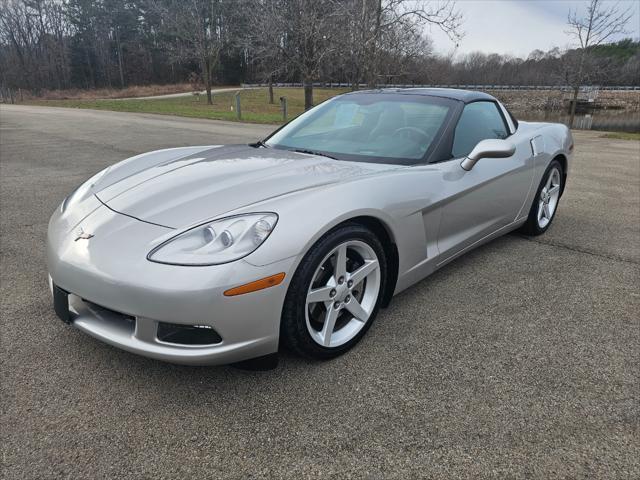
345;88;496;104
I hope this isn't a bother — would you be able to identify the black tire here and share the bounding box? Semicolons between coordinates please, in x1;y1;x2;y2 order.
519;159;564;236
280;223;387;360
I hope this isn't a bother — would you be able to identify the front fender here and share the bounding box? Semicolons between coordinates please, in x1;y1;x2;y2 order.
240;170;435;294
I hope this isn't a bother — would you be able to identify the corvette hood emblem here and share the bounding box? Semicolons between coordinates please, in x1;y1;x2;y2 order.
75;228;94;242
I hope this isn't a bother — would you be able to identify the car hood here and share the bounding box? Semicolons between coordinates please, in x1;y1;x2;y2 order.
94;145;394;228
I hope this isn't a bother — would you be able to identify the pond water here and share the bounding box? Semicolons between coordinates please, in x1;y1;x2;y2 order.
514;109;640;133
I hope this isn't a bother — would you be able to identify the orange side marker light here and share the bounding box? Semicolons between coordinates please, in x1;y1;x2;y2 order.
224;273;286;297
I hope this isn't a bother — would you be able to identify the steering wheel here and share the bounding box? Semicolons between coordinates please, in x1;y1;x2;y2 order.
391;126;432;145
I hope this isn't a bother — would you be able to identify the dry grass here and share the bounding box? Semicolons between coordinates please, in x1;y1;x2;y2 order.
599;131;640;141
24;83;206;101
23;87;640;131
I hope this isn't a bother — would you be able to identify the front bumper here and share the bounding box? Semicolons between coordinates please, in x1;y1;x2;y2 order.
47;200;295;365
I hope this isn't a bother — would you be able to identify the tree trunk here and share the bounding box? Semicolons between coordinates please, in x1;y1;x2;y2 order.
569;50;586;130
268;78;274;104
350;67;360;91
204;58;212;105
115;27;125;88
367;0;383;88
85;46;95;88
303;80;313;111
568;86;579;129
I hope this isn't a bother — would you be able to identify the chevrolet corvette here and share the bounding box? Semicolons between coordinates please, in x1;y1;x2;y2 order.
47;88;573;366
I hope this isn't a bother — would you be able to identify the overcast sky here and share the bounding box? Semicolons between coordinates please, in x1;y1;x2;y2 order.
428;0;640;58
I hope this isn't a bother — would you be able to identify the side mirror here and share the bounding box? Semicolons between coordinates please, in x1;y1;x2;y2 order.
460;139;516;171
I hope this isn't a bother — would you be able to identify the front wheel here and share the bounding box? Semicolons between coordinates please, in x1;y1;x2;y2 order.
280;224;387;360
519;160;564;236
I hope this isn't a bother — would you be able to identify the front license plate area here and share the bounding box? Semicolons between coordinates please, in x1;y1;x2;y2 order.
53;284;71;324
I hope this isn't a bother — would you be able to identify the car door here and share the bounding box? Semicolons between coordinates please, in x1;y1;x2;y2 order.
434;101;534;264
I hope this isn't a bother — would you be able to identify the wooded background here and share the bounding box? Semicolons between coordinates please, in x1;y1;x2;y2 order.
1;0;638;104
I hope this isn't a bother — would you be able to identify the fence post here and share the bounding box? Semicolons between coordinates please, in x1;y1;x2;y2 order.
280;96;287;122
235;92;241;120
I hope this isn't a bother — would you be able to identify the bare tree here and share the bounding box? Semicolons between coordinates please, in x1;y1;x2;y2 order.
246;0;341;111
150;0;225;104
333;0;462;88
566;0;633;126
1;0;638;97
0;0;73;91
375;21;434;84
241;0;284;104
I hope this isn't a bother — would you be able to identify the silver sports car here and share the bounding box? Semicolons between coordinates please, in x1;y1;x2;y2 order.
47;88;573;366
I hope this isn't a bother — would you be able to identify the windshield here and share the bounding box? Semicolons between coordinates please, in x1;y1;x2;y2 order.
265;93;455;165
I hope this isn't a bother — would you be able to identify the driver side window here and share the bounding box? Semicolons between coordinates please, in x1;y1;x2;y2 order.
452;101;508;158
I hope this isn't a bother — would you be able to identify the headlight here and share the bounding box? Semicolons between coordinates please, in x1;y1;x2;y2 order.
61;167;110;213
147;213;278;266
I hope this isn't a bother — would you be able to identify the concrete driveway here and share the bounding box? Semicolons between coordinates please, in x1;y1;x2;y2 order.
1;105;638;479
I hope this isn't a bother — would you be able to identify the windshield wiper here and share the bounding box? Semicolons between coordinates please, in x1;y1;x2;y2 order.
293;148;337;160
249;139;268;148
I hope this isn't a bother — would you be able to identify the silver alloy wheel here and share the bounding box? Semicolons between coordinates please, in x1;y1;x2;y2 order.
537;167;561;229
305;240;381;348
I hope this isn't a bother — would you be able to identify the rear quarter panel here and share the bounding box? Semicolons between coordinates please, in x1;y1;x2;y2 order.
514;122;573;220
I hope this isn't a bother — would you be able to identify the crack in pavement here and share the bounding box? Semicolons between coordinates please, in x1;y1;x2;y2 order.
517;234;639;266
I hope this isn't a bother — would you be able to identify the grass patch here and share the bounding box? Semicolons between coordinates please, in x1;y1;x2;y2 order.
26;87;348;124
599;131;640;141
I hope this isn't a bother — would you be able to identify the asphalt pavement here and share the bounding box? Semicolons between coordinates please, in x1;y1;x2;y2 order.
1;105;638;479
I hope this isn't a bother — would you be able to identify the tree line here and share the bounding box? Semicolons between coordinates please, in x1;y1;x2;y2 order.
1;0;638;108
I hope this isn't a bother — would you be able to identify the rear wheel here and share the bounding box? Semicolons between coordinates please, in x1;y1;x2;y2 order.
281;224;387;360
520;160;563;236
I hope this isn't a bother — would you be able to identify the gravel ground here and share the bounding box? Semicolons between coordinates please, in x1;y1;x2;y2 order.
1;105;638;479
